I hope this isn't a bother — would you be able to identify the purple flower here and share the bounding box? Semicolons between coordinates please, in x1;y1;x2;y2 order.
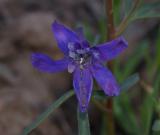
31;21;128;112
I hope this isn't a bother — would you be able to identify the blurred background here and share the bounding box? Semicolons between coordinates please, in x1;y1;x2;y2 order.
0;0;159;135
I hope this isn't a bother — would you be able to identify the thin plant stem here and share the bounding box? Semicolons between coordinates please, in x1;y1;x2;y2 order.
105;0;115;135
115;0;141;37
106;0;115;40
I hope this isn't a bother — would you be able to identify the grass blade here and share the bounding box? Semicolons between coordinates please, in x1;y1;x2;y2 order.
133;2;160;20
22;90;74;135
120;73;140;91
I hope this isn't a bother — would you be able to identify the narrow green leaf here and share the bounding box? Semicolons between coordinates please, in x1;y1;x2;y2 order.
124;0;133;14
77;108;91;135
114;73;140;134
133;2;160;20
114;95;140;135
22;90;74;135
122;42;149;80
140;93;154;135
120;73;140;91
155;28;160;68
113;0;121;24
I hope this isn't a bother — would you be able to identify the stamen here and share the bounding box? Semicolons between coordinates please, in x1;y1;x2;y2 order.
69;51;76;59
92;50;100;59
80;64;84;69
68;44;92;69
77;49;85;54
68;63;75;73
80;58;84;64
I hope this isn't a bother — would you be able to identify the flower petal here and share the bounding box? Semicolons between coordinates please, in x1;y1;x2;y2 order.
31;53;68;72
75;27;90;48
93;36;128;61
91;63;120;96
73;68;93;112
52;21;80;54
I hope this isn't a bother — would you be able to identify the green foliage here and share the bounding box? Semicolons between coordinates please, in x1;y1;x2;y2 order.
120;73;139;91
122;42;149;79
113;30;160;134
22;72;140;135
115;0;160;36
113;0;121;24
77;108;91;135
155;28;160;68
140;93;154;135
114;41;149;82
22;91;74;135
124;0;134;14
114;95;140;135
132;1;160;20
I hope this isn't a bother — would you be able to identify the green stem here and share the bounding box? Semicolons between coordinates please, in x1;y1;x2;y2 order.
77;107;91;135
115;0;141;37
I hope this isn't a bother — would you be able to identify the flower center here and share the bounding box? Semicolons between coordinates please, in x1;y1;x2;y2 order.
68;42;91;69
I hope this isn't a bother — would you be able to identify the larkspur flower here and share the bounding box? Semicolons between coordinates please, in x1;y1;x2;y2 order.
31;21;128;112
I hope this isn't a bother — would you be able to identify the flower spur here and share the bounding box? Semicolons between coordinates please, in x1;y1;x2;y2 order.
31;21;128;112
